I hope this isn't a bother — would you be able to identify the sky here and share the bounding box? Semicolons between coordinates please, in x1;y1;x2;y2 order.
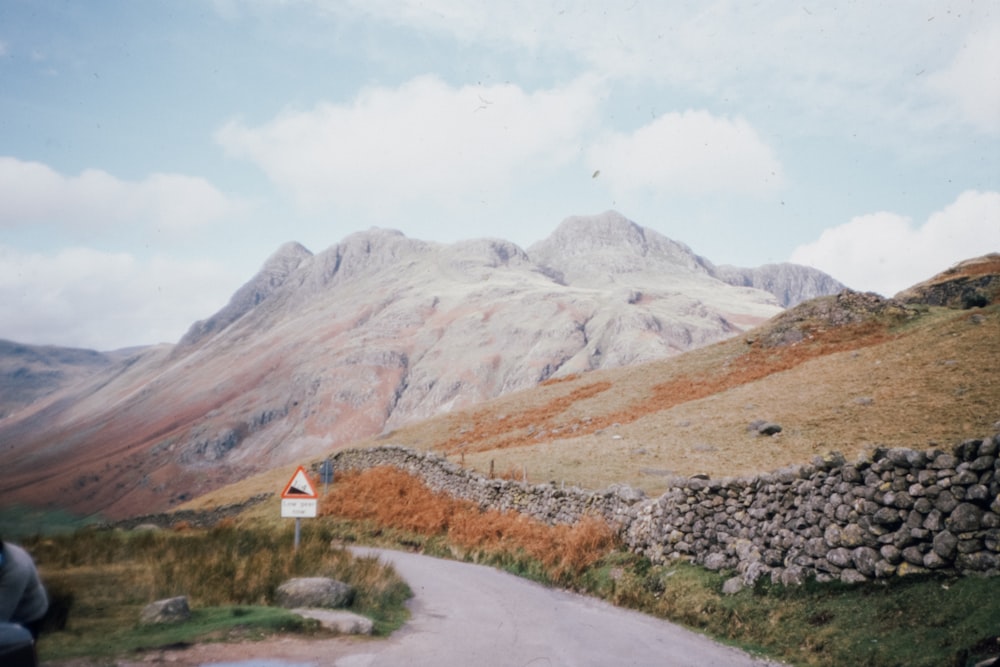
1;1;998;351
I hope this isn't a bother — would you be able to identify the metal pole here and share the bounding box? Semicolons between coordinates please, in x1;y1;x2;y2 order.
294;517;301;552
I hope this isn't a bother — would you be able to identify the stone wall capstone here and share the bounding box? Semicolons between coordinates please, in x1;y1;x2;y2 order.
324;434;1000;587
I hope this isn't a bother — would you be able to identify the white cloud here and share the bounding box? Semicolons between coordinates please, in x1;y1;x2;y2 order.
790;190;1000;297
215;75;603;214
0;157;247;232
586;111;783;197
0;246;242;350
926;23;1000;134
340;2;995;134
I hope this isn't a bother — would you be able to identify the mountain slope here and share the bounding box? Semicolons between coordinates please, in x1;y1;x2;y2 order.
0;212;844;519
340;281;999;498
0;340;115;420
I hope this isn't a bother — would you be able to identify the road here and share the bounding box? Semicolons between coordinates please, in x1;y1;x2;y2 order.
331;547;782;667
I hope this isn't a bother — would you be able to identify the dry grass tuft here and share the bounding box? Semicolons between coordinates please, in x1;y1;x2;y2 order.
440;380;613;453
321;467;616;579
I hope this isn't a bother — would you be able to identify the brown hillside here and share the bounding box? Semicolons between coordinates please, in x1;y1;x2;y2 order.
186;294;999;510
363;301;997;496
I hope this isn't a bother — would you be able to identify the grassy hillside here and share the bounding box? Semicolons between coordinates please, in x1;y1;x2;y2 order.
182;298;998;510
379;301;997;489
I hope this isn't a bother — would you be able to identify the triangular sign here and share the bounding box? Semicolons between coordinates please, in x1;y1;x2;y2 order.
281;466;318;499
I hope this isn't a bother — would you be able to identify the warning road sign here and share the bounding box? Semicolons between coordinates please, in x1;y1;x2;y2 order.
281;466;318;499
281;466;318;519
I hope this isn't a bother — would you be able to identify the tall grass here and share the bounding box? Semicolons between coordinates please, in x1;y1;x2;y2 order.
26;524;411;661
321;466;617;581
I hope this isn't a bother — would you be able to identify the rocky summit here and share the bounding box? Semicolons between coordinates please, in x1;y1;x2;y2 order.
0;211;843;518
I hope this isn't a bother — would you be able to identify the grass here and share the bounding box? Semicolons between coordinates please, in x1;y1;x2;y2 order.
575;551;1000;667
47;605;310;660
0;504;103;540
320;466;617;583
26;523;411;663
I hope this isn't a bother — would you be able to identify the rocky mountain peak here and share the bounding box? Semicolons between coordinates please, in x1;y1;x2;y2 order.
300;228;431;290
177;241;313;348
442;238;535;276
710;262;847;308
527;211;712;286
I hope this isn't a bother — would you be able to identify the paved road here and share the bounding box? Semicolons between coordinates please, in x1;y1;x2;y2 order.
328;548;782;667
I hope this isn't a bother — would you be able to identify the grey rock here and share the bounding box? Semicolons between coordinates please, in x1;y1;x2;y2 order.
139;596;191;625
276;578;355;609
874;560;897;578
901;546;925;565
923;551;949;569
967;484;990;501
827;548;853;568
957;551;1000;571
932;531;958;559
947;503;983;532
703;552;728;571
840;523;866;548
722;577;745;595
291;608;374;635
754;422;783;437
852;547;880;577
931;454;959;470
840;568;868;584
873;507;903;527
880;544;902;564
934;490;960;514
778;566;807;586
923;509;944;531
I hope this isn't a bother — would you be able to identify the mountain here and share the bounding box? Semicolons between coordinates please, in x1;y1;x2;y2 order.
0;211;845;519
0;340;115;420
318;267;997;500
709;262;847;307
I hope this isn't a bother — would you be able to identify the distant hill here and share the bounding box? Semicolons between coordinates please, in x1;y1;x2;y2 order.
709;262;846;307
0;340;114;420
0;211;846;519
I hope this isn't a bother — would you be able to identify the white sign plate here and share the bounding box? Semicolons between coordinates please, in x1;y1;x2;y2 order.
281;498;318;518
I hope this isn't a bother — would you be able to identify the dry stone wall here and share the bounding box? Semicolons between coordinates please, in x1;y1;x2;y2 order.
326;435;1000;588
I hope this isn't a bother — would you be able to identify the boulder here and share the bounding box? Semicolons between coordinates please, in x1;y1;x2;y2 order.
703;552;728;571
276;578;355;609
139;596;191;625
749;420;783;437
721;577;745;595
291;609;374;635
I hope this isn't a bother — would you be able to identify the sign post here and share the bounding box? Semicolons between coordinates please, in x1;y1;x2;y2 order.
319;459;334;495
281;466;318;551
